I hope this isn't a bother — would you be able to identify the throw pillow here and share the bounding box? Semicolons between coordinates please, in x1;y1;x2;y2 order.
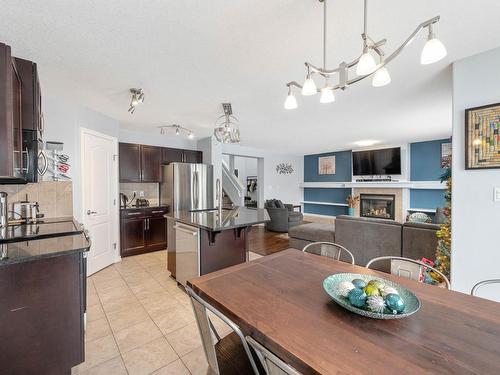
275;200;285;209
408;212;432;223
265;199;277;208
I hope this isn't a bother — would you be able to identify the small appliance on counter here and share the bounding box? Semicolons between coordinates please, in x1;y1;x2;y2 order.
135;198;149;207
9;194;44;224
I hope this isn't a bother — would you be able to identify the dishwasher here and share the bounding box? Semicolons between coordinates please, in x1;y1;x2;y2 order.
174;223;200;286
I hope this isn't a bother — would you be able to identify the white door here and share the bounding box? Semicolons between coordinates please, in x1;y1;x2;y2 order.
81;128;119;275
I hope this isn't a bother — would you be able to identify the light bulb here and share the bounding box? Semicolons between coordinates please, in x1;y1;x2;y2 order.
372;67;391;87
420;36;447;65
356;51;377;75
284;92;298;109
188;132;194;139
301;75;317;96
131;98;139;106
320;87;335;103
175;128;179;135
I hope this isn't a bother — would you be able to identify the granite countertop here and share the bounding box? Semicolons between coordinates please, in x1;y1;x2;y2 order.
0;232;90;267
120;205;169;211
0;217;83;244
165;206;270;232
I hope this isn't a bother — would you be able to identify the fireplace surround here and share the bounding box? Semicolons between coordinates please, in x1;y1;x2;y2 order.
360;194;396;220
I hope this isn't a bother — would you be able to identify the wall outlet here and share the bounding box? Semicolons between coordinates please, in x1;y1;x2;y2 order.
139;191;145;198
494;187;500;202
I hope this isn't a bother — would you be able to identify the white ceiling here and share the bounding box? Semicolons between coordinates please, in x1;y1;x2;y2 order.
2;0;500;155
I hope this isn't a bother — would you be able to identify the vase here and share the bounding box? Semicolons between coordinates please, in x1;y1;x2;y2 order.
348;207;355;216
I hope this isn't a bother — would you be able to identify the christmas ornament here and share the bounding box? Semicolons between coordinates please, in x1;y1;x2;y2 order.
348;288;367;308
364;284;380;296
385;293;405;314
337;281;355;297
367;280;383;289
352;278;367;289
379;285;399;297
366;295;386;313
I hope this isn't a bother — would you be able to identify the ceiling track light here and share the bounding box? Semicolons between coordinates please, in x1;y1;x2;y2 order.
158;124;194;139
214;103;241;143
284;0;447;109
128;88;145;114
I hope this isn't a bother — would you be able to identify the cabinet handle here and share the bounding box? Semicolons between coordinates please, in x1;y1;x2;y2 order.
127;212;142;216
151;210;164;214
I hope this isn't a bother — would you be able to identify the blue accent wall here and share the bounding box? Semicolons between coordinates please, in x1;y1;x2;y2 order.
304;150;352;182
304;188;351;203
410;189;446;209
303;204;348;216
410;139;450;181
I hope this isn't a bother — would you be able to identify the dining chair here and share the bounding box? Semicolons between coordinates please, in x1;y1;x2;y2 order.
246;336;302;375
471;279;500;296
185;286;260;375
302;241;355;264
365;256;450;289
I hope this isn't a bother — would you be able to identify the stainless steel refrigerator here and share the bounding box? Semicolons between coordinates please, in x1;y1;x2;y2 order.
160;163;214;212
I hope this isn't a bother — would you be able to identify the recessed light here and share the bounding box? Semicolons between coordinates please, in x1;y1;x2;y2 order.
353;140;380;147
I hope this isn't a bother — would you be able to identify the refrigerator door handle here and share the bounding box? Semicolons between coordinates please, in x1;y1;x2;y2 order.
193;170;199;209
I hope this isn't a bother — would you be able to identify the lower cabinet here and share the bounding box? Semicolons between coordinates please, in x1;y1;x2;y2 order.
120;207;168;257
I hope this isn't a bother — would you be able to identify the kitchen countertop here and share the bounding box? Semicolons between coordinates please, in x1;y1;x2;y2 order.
0;232;90;267
165;207;270;232
0;217;83;244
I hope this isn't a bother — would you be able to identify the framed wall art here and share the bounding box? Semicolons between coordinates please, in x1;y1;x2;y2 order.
465;102;500;170
318;155;336;175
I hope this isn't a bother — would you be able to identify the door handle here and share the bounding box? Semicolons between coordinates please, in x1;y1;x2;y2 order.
86;210;97;215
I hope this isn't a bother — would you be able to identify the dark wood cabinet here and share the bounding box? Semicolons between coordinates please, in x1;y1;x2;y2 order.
161;147;184;164
120;207;168;257
161;147;203;164
14;57;42;135
141;145;162;182
119;143;141;182
183;150;203;163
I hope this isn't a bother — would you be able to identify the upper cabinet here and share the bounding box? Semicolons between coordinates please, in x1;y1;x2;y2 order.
119;143;142;182
119;143;203;183
141;145;161;182
14;57;43;136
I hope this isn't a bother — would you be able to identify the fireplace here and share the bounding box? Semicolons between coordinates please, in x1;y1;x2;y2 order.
360;194;396;220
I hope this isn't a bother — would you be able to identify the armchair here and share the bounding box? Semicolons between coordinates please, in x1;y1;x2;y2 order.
264;199;303;233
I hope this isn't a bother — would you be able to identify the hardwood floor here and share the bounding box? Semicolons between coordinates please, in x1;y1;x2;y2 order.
248;225;289;256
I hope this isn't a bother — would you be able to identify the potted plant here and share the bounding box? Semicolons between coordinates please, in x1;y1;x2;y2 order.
346;195;360;216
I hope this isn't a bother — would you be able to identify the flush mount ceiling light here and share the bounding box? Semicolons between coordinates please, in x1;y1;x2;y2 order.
128;88;145;114
213;103;240;144
159;124;194;139
284;0;447;109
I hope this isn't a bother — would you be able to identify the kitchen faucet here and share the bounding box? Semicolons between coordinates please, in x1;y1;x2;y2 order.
216;178;222;216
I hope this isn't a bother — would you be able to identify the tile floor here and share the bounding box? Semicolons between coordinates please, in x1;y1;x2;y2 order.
73;249;263;375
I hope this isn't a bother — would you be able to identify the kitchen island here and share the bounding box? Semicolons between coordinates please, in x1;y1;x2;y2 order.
165;206;269;285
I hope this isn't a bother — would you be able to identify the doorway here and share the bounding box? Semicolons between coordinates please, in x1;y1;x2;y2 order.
81;128;119;275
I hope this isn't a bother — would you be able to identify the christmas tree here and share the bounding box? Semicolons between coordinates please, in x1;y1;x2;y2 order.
435;156;451;279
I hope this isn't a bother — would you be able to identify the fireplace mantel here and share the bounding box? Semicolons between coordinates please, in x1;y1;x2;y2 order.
300;181;444;189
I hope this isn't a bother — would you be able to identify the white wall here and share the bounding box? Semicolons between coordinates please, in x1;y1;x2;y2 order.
222;143;304;205
451;47;500;302
119;128;197;150
43;95;120;222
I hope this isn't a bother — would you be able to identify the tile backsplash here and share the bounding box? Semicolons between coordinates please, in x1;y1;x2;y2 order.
120;183;159;206
0;181;73;219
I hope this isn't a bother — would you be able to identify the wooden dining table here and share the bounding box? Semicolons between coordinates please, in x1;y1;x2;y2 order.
187;248;500;375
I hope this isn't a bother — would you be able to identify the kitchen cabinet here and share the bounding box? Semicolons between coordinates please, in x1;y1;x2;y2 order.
161;147;184;164
183;149;203;163
119;142;141;182
162;147;203;164
120;206;168;257
14;57;43;135
141;145;162;182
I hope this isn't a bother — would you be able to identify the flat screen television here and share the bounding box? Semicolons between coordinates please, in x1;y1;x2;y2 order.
352;147;401;176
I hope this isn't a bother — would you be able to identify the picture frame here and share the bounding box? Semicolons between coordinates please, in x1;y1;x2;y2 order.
465;102;500;170
318;155;336;175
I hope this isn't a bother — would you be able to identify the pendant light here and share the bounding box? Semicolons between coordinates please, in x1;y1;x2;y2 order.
214;103;241;144
284;0;447;109
284;87;298;109
420;24;447;65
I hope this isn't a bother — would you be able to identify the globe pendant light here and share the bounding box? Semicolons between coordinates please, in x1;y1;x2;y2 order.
356;49;377;75
320;86;335;103
213;103;241;144
284;87;298;109
421;25;447;64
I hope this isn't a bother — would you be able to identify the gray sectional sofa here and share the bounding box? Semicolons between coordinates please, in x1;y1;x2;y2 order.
289;215;440;271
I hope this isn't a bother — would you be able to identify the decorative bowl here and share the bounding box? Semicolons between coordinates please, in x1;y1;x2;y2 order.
323;273;421;319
